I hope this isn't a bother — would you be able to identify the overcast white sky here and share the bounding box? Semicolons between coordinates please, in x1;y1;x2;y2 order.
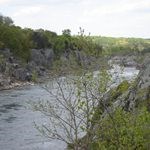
0;0;150;38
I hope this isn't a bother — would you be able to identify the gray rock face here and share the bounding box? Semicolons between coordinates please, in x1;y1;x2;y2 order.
100;54;150;116
0;74;11;88
74;50;96;67
115;55;150;111
137;55;150;89
0;48;54;85
0;60;6;73
12;68;32;81
75;50;87;66
30;49;54;68
111;55;138;68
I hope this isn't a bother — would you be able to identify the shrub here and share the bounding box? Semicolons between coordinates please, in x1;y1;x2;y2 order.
91;107;150;150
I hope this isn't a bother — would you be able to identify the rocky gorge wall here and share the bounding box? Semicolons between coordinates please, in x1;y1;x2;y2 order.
0;48;102;90
0;48;54;89
0;47;149;93
102;53;150;115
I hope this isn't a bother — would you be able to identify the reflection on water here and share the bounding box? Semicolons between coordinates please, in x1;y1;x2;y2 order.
1;103;21;110
3;116;17;123
0;66;139;150
0;103;21;115
0;108;8;113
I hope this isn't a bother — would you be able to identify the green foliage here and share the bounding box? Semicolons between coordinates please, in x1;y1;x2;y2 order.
136;88;150;111
53;35;67;56
111;80;130;100
74;28;103;57
91;107;150;150
62;29;71;37
0;24;31;61
31;29;57;49
0;14;13;26
91;36;150;55
31;70;38;82
53;27;103;58
0;14;150;67
0;54;5;64
0;41;5;49
53;34;75;57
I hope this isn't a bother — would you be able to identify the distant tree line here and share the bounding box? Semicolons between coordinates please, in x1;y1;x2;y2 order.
91;36;150;55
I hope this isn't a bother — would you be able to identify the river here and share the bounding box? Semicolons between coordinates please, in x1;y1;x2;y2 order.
0;66;139;150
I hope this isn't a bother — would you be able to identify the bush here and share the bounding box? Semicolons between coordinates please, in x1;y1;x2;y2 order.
0;24;31;61
91;107;150;150
31;70;38;82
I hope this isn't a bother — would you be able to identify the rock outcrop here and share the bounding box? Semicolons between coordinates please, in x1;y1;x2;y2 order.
103;54;150;113
0;48;55;90
30;49;54;68
111;55;139;68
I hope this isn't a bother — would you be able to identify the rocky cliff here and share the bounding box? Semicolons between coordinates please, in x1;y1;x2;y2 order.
100;53;150;117
0;48;54;89
0;48;101;90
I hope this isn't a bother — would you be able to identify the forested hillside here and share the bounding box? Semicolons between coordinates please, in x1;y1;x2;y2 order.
0;15;102;62
1;14;150;62
91;36;150;55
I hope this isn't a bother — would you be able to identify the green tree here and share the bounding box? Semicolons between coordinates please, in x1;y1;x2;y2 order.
0;14;13;26
31;68;112;150
62;29;71;37
0;24;30;61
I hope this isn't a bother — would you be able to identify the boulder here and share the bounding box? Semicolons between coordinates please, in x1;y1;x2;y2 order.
12;68;32;81
0;74;11;87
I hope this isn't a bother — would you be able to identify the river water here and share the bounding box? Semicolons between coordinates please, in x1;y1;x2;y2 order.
0;66;139;150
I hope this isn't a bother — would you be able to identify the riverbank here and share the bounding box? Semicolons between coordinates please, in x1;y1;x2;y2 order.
0;51;146;91
0;80;34;91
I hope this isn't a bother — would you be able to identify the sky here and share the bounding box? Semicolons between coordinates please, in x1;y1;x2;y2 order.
0;0;150;38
